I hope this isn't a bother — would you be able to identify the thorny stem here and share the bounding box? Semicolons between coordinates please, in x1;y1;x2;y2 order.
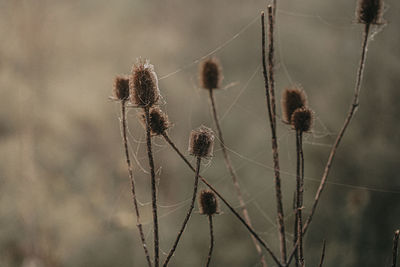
162;132;282;266
208;88;267;267
287;23;372;266
393;230;400;267
120;102;152;267
318;240;326;267
262;7;287;264
144;106;159;267
206;215;215;267
163;157;201;267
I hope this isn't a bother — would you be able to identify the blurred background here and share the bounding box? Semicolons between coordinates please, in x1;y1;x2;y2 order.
1;0;399;266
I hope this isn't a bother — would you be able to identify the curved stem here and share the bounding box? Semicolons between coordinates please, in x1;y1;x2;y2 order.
208;88;266;266
318;240;326;267
162;132;281;266
163;157;201;267
205;215;214;267
120;101;152;267
144;106;159;267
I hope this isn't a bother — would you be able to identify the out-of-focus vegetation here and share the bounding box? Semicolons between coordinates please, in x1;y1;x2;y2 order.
1;0;399;266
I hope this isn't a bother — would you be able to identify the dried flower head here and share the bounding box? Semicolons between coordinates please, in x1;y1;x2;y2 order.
281;87;307;124
199;58;223;90
188;126;214;158
140;107;170;136
113;76;130;101
357;0;384;25
199;190;218;216
291;107;313;133
130;59;160;107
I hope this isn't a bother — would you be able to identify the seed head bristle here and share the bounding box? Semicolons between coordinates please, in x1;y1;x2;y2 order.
281;87;307;124
357;0;384;25
291;107;313;133
199;190;218;216
130;59;160;107
199;58;223;90
140;107;170;136
188;126;214;158
113;76;130;101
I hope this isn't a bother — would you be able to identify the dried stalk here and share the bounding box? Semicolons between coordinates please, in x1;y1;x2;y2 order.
206;215;215;267
393;230;400;267
120;101;152;267
262;7;287;264
144;106;160;267
295;131;304;267
318;240;326;267
208;88;266;266
161;132;282;266
287;23;372;266
163;157;201;266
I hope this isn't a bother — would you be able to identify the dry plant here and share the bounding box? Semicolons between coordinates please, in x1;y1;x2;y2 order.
110;0;397;266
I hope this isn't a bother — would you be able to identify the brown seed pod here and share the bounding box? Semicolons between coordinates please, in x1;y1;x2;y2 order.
291;107;313;133
356;0;384;25
113;76;130;101
140;107;170;136
188;126;214;158
130;59;160;107
199;190;218;216
281;87;307;124
199;58;223;90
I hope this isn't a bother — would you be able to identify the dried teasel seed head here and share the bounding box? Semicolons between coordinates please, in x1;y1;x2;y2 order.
113;76;130;101
199;58;223;90
281;87;307;124
140;107;170;136
130;59;160;107
291;107;313;133
356;0;384;25
188;126;214;158
199;190;218;216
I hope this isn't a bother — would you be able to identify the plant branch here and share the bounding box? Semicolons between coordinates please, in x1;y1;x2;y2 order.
144;106;160;267
121;101;152;267
393;230;400;267
206;215;215;267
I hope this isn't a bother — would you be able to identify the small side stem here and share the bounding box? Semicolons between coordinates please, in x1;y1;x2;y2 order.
392;230;400;267
161;132;282;267
206;215;215;267
144;106;159;267
163;157;201;267
120;101;152;267
208;88;266;266
318;240;326;267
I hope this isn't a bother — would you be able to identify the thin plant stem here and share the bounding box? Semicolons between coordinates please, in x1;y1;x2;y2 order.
318;240;326;267
293;191;298;267
287;23;372;266
163;157;201;267
207;87;267;267
392;230;400;267
296;131;304;267
144;106;159;267
161;132;282;267
262;7;287;264
120;101;152;267
206;215;215;267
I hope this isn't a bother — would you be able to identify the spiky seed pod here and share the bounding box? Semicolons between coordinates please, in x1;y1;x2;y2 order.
281;87;307;124
140;107;170;136
113;76;130;101
357;0;384;25
189;126;215;158
199;190;218;216
130;59;160;107
199;58;223;90
291;107;313;133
